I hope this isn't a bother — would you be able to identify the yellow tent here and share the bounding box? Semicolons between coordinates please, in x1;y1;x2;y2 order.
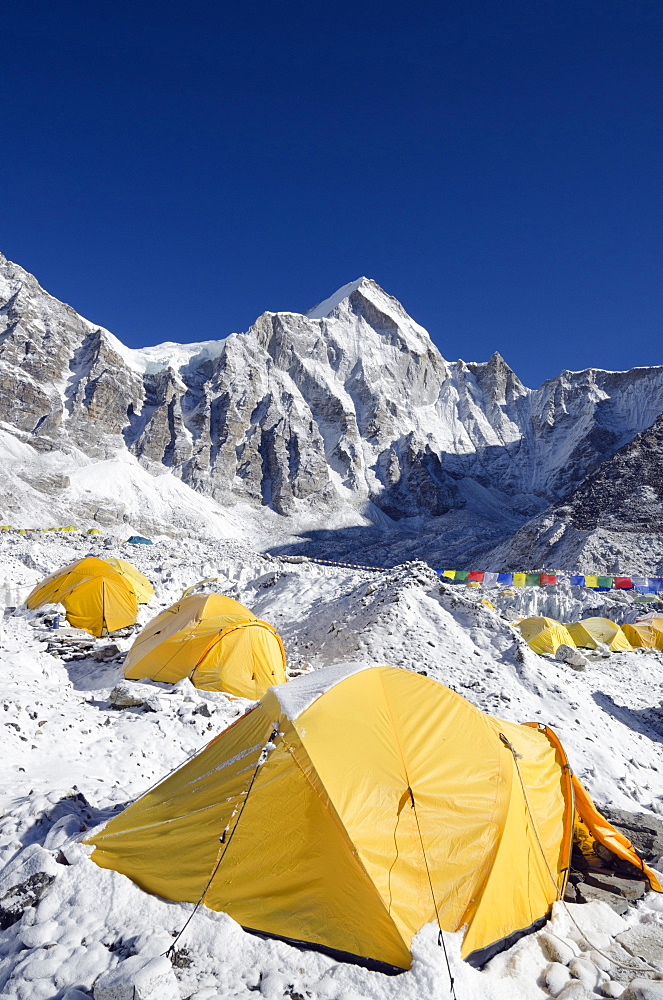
123;592;286;698
634;614;663;629
25;557;138;637
103;558;154;604
87;528;102;535
623;622;663;650
565;618;633;653
87;664;660;972
518;617;576;656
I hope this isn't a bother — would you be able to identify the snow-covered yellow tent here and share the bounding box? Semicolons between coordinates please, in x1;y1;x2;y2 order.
623;622;663;650
103;558;154;604
123;592;286;698
518;617;576;656
25;557;138;637
565;618;632;653
87;664;660;973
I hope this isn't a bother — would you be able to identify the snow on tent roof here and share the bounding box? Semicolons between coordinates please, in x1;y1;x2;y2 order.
269;661;374;720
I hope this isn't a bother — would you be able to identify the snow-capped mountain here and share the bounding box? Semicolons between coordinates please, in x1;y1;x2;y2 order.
1;252;662;569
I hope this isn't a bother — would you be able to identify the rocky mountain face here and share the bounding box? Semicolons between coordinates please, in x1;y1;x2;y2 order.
1;252;662;569
489;412;663;573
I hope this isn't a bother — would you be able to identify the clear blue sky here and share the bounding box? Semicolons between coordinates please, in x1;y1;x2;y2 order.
2;1;661;388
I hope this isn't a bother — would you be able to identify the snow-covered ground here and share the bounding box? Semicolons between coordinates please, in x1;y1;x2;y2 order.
2;531;663;999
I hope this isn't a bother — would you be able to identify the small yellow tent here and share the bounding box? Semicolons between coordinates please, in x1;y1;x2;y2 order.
623;622;663;650
103;558;154;604
565;618;633;653
26;557;138;637
87;665;660;972
518;617;576;656
123;592;286;698
634;614;663;630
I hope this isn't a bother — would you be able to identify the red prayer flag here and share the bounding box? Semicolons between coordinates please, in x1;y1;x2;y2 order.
614;577;633;589
467;571;485;582
539;573;557;585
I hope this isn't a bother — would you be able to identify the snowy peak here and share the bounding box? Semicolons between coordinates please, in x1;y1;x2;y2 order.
305;277;368;318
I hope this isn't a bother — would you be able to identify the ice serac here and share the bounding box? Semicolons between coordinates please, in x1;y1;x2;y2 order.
1;251;663;565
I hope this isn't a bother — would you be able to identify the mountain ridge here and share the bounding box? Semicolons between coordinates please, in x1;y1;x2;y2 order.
1;252;662;570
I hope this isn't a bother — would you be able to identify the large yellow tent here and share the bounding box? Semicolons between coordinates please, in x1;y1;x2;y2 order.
26;557;138;637
518;616;576;656
86;664;659;972
623;622;663;650
565;617;633;653
123;592;286;698
103;558;154;604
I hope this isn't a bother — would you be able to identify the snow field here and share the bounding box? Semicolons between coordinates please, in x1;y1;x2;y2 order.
2;533;663;998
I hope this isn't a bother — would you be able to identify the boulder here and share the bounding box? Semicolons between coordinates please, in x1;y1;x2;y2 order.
621;980;663;999
600;983;625;998
556;982;595;999
582;872;648;901
555;644;589;670
600;806;663;864
93;955;179;1000
569;956;601;991
616;925;663;968
540;931;577;966
575;880;630;914
0;843;59;929
109;681;161;711
92;643;122;662
545;961;572;996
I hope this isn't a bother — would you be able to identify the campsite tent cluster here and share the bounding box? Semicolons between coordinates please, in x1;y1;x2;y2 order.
518;615;663;655
22;561;662;972
26;559;286;700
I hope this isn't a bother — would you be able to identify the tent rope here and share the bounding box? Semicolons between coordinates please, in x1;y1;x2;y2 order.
165;725;280;959
408;786;459;1000
499;733;659;976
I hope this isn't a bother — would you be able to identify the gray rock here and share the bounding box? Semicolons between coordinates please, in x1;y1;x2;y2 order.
616;926;663;967
575;880;631;914
583;871;648;901
555;644;589;669
109;681;157;710
600;806;663;864
92;643;122;661
545;961;572;996
590;949;615;973
93;955;179;1000
540;931;577;966
600;983;625;999
0;843;59;929
621;979;663;999
0;843;59;896
556;982;595;999
569;956;601;991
